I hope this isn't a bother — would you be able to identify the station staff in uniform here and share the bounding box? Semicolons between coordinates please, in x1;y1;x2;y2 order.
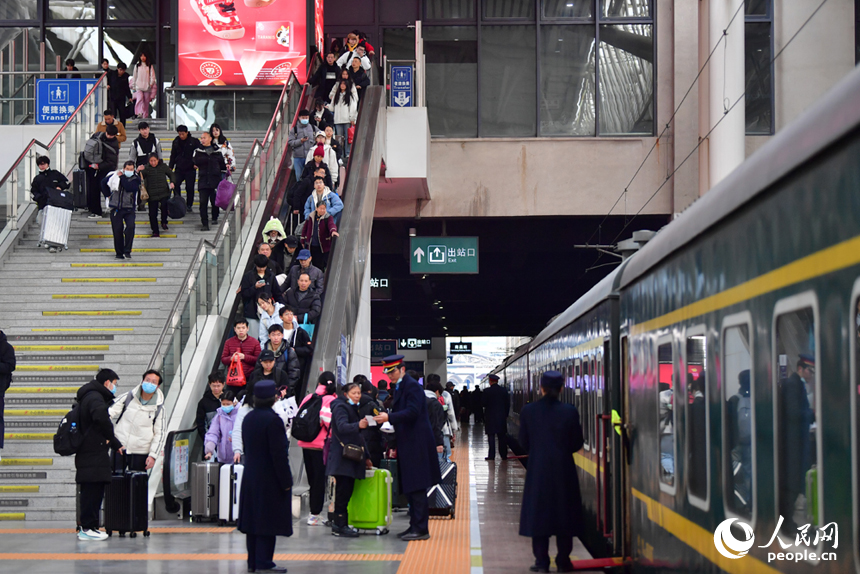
373;355;441;541
482;374;510;460
518;371;584;573
238;380;292;573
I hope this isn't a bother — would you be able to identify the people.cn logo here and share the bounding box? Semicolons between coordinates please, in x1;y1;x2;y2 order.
714;518;755;559
200;62;223;79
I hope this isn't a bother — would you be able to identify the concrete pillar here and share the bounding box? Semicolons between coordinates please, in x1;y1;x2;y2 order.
706;0;745;189
348;254;372;381
427;337;448;382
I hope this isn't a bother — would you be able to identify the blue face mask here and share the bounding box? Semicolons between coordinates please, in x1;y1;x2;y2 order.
347;397;359;406
141;381;157;395
222;404;234;414
300;118;309;125
123;170;135;178
109;383;117;396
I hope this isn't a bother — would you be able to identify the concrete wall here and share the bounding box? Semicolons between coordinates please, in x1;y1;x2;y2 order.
0;125;62;178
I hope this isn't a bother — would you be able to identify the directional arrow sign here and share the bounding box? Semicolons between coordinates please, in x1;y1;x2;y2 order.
410;237;478;274
394;92;411;106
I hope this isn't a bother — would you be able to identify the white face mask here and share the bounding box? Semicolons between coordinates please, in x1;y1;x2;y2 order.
38;167;47;172
123;170;135;177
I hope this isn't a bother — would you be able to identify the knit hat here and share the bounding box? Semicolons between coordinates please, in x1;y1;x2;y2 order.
313;144;325;158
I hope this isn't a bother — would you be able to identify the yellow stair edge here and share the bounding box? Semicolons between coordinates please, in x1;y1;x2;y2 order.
32;328;133;332
6;387;79;394
70;263;163;267
96;220;183;225
0;459;53;466
42;311;142;316
4;433;53;441
0;486;39;493
51;294;150;299
17;365;99;372
0;513;26;520
79;249;170;252
6;409;67;417
61;278;157;283
12;346;109;351
87;234;177;239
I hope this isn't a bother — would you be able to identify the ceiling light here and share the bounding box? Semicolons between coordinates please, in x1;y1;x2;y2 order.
566;2;573;6
438;306;443;310
441;317;446;320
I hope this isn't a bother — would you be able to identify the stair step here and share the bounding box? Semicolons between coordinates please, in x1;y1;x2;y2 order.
79;248;171;252
6;388;79;394
69;263;163;267
15;365;100;372
0;459;54;466
50;294;150;299
95;220;184;225
60;278;157;283
6;409;67;417
8;335;115;342
42;311;141;316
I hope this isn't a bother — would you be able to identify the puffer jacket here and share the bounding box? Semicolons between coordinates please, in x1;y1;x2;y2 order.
296;385;335;450
108;384;165;458
140;161;176;202
204;406;238;463
302;186;343;220
193;145;226;189
288;121;316;161
305;142;339;185
300;212;338;254
442;390;459;435
0;331;15;395
75;380;123;484
106;171;141;211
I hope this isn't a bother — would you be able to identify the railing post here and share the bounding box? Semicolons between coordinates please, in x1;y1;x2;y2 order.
9;170;18;229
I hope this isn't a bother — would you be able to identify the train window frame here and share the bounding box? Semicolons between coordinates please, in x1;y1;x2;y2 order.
583;356;592;452
720;311;757;525
849;279;860;573
597;343;606;457
684;324;710;511
771;292;822;550
657;334;678;496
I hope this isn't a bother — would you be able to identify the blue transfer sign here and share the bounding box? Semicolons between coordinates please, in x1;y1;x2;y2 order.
390;66;412;108
36;79;96;124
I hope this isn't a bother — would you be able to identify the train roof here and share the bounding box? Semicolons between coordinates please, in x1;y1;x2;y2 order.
530;266;622;350
619;65;860;289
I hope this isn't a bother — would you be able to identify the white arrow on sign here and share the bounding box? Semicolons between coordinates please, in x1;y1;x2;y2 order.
413;247;425;263
394;92;411;106
432;247;443;257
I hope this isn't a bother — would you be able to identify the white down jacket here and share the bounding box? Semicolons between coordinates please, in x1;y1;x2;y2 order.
109;384;165;458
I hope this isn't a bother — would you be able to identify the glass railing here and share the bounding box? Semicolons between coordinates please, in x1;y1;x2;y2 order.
0;73;107;244
145;72;305;420
162;427;201;513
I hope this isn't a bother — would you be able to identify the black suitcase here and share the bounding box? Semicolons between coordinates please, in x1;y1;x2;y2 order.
380;458;408;509
103;469;150;537
427;460;457;518
72;168;88;209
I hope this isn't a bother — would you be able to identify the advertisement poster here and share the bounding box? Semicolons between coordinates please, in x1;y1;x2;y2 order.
314;0;324;53
178;0;308;87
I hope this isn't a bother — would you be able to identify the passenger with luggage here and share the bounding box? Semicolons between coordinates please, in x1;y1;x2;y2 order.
280;306;313;391
428;377;458;462
422;380;447;464
75;369;125;541
373;355;441;541
85;124;120;219
326;381;370;538
210;123;235;175
238;380;293;573
518;371;584;573
95;110;127;147
482;374;510;461
168;125;200;212
358;377;385;468
220;319;262;382
204;389;238;463
196;372;225;440
302;176;344;225
108;369;165;472
193;130;227;231
295;372;337;526
105;161;142;259
31;156;71;238
139;153;176;237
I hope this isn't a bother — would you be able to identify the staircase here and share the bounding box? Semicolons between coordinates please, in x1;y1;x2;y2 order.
0;117;267;521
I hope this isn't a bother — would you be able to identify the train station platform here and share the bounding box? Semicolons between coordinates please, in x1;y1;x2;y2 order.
0;424;592;573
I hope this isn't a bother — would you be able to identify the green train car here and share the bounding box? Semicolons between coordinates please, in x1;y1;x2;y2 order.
491;62;860;573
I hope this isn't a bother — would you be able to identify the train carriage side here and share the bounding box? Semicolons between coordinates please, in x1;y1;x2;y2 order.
617;66;860;574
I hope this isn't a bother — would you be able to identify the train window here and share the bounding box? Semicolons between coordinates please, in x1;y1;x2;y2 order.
722;319;753;520
583;358;591;451
685;329;709;506
657;339;675;488
591;356;597;454
773;299;819;534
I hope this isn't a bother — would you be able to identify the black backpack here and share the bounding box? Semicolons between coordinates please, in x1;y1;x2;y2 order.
291;393;323;442
53;402;85;456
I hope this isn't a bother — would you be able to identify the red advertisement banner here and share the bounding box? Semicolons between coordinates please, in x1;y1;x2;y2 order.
178;0;308;87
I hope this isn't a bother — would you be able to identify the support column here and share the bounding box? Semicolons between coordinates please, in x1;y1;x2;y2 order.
706;0;745;190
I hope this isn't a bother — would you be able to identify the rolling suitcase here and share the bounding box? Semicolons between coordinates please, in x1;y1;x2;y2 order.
218;463;243;525
39;205;72;250
72;167;88;209
103;467;149;537
427;460;457;518
191;461;221;521
380;458;408;509
347;468;392;535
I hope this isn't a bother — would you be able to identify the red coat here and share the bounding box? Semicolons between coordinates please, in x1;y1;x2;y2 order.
301;214;338;253
220;335;261;379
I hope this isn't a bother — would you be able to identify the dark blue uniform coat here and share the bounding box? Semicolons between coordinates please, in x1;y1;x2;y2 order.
518;395;584;537
481;383;510;435
238;407;293;537
326;398;367;480
388;374;442;493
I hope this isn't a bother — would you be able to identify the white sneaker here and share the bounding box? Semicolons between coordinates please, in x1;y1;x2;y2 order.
87;213;101;219
78;528;108;541
307;514;322;526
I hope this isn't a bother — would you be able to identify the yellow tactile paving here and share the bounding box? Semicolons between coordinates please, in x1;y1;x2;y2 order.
0;486;39;493
397;439;471;574
0;459;52;466
87;234;177;239
42;311;141;316
12;345;110;351
61;278;157;282
4;433;53;440
0;552;404;561
0;514;26;521
6;409;67;417
0;527;235;534
51;294;150;299
70;263;163;267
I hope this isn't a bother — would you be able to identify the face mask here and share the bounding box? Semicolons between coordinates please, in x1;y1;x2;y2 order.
124;170;135;177
39;167;47;172
222;405;234;414
347;398;358;406
300;118;309;125
141;381;157;394
109;383;117;396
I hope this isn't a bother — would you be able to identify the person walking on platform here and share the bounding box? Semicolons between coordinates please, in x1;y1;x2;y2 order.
193;130;227;231
108;369;164;472
519;371;584;573
238;380;292;573
482;374;510;461
296;372;337;527
326;381;369;537
169;126;200;212
373;355;441;541
0;329;15;462
471;387;484;424
105;161;141;259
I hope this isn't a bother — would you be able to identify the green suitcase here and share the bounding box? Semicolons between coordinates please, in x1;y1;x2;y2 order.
347;468;392;535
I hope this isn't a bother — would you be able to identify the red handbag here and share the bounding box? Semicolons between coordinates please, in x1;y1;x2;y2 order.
225;355;246;387
347;124;355;144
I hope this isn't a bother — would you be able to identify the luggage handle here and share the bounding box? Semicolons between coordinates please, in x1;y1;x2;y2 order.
208;484;215;498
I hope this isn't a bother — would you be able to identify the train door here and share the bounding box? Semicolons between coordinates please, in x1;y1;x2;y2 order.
620;335;632;557
595;341;612;543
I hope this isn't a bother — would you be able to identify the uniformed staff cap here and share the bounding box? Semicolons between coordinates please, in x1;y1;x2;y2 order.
254;380;276;399
799;353;815;367
540;370;564;390
382;354;405;373
488;374;500;382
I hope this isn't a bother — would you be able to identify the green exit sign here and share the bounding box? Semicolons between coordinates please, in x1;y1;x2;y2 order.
410;237;479;274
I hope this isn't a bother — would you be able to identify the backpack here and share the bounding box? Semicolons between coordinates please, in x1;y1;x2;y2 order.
167;195;187;219
53;402;85;456
83;134;104;164
291;393;323;442
115;391;163;427
736;395;752;444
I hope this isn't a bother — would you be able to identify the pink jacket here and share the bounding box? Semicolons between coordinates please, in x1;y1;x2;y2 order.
296;385;335;450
